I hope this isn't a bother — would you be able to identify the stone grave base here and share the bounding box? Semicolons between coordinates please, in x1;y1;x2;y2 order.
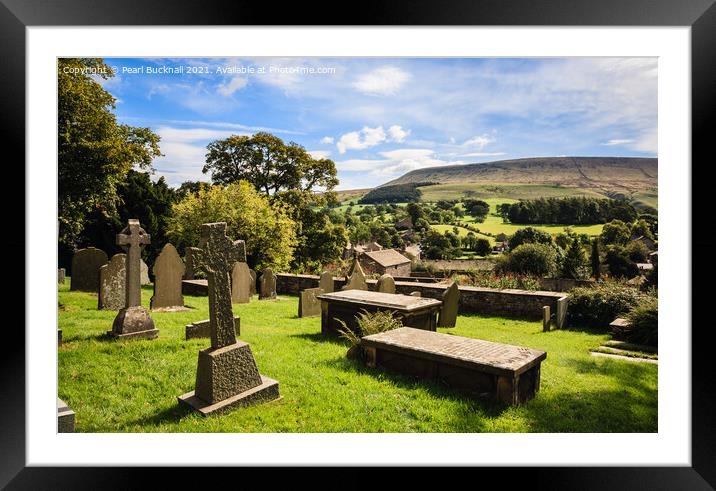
178;375;281;416
57;398;75;432
178;341;280;416
107;306;159;340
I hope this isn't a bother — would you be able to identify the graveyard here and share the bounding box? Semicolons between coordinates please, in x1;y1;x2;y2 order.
58;277;657;433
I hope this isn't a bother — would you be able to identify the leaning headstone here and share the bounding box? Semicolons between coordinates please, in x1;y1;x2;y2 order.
342;259;367;291
299;287;323;317
98;253;126;310
58;268;65;284
319;271;334;293
376;274;396;294
150;243;186;311
249;269;257;295
57;398;75;433
542;305;551;332
70;247;108;292
259;268;277;300
437;281;460;328
107;220;158;340
140;259;150;285
231;261;251;304
186;317;240;340
178;222;280;416
184;248;196;280
555;296;568;329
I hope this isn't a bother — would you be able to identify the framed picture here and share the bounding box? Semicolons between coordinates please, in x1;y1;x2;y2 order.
5;0;714;487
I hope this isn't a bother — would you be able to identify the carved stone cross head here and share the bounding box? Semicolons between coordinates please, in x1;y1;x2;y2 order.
117;219;151;252
191;222;246;276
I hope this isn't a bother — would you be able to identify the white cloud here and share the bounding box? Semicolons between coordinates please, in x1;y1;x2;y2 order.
387;125;410;143
630;128;657;154
216;76;248;96
463;134;495;149
156;126;243;143
603;139;635;146
320;136;334;144
336;148;462;178
353;66;411;96
337;126;387;154
308;150;331;159
460;152;506;158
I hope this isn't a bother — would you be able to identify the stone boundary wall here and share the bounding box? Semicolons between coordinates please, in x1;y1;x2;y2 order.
275;273;567;322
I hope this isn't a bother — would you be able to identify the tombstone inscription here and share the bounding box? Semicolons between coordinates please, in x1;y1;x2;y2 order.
178;222;279;416
107;220;158;340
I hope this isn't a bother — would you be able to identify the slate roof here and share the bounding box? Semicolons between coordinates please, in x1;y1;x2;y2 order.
362;249;411;267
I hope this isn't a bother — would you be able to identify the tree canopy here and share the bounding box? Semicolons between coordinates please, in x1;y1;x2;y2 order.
166;181;297;271
58;58;162;247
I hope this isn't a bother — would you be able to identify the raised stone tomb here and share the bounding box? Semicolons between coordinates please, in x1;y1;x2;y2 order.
316;289;442;336
361;327;546;406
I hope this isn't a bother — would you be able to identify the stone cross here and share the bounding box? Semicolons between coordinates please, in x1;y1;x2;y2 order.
117;219;150;308
189;222;246;349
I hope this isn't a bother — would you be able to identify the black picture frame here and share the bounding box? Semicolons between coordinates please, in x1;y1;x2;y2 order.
3;0;714;488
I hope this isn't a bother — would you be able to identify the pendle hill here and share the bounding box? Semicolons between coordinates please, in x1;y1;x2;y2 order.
347;157;658;210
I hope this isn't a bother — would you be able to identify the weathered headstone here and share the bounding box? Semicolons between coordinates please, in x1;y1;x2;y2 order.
140;258;150;285
150;243;186;311
319;271;334;293
299;287;323;317
555;296;568;329
542;305;551;332
107;220;158;340
98;253;126;310
58;268;65;284
184;248;196;280
231;261;251;304
342;258;367;291
57;398;75;433
376;274;396;294
259;268;277;300
249;269;257;295
178;222;280;416
437;281;460;328
70;247;108;292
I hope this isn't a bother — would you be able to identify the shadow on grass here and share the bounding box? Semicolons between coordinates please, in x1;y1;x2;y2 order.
325;354;509;419
127;401;194;428
289;331;348;347
521;356;658;432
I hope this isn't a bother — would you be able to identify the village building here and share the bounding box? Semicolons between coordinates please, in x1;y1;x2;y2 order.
395;216;414;230
359;249;412;276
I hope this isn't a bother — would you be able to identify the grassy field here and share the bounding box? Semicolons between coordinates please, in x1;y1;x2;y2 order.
418;183;607;202
58;282;657;433
459;214;605;237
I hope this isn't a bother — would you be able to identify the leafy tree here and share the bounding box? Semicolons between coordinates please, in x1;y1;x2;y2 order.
600;220;631;245
420;230;462;260
176;180;210;199
497;243;558;277
625;240;650;262
508;227;553;250
166;181;297;271
474;238;492;257
590;238;601;280
463;199;490;222
292;208;348;272
630;218;655;240
203;132;338;199
79;170;178;266
349;221;371;244
405;202;424;224
58;58;162;248
605;246;639;278
561;238;590;279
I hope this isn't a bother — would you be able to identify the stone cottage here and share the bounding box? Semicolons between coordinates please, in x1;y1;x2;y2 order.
359;249;412;277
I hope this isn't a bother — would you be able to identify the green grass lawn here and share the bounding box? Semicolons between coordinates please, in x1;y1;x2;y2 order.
418;183;607;202
58;282;657;433
460;214;605;237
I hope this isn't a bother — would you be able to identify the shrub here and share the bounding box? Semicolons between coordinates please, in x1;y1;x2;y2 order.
561;238;590;279
508;227;553;250
337;310;404;360
605;246;640;278
567;282;650;329
615;296;658;346
625;240;650;262
496;243;558;277
474;238;492;257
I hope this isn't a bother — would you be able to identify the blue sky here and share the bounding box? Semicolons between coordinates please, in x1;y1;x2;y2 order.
101;57;657;190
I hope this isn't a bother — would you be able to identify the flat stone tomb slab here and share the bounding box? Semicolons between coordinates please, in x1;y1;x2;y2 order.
361;327;547;406
316;290;441;336
182;279;209;296
57;398;75;432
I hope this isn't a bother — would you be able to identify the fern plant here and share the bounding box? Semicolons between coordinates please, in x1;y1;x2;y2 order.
337;310;404;360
